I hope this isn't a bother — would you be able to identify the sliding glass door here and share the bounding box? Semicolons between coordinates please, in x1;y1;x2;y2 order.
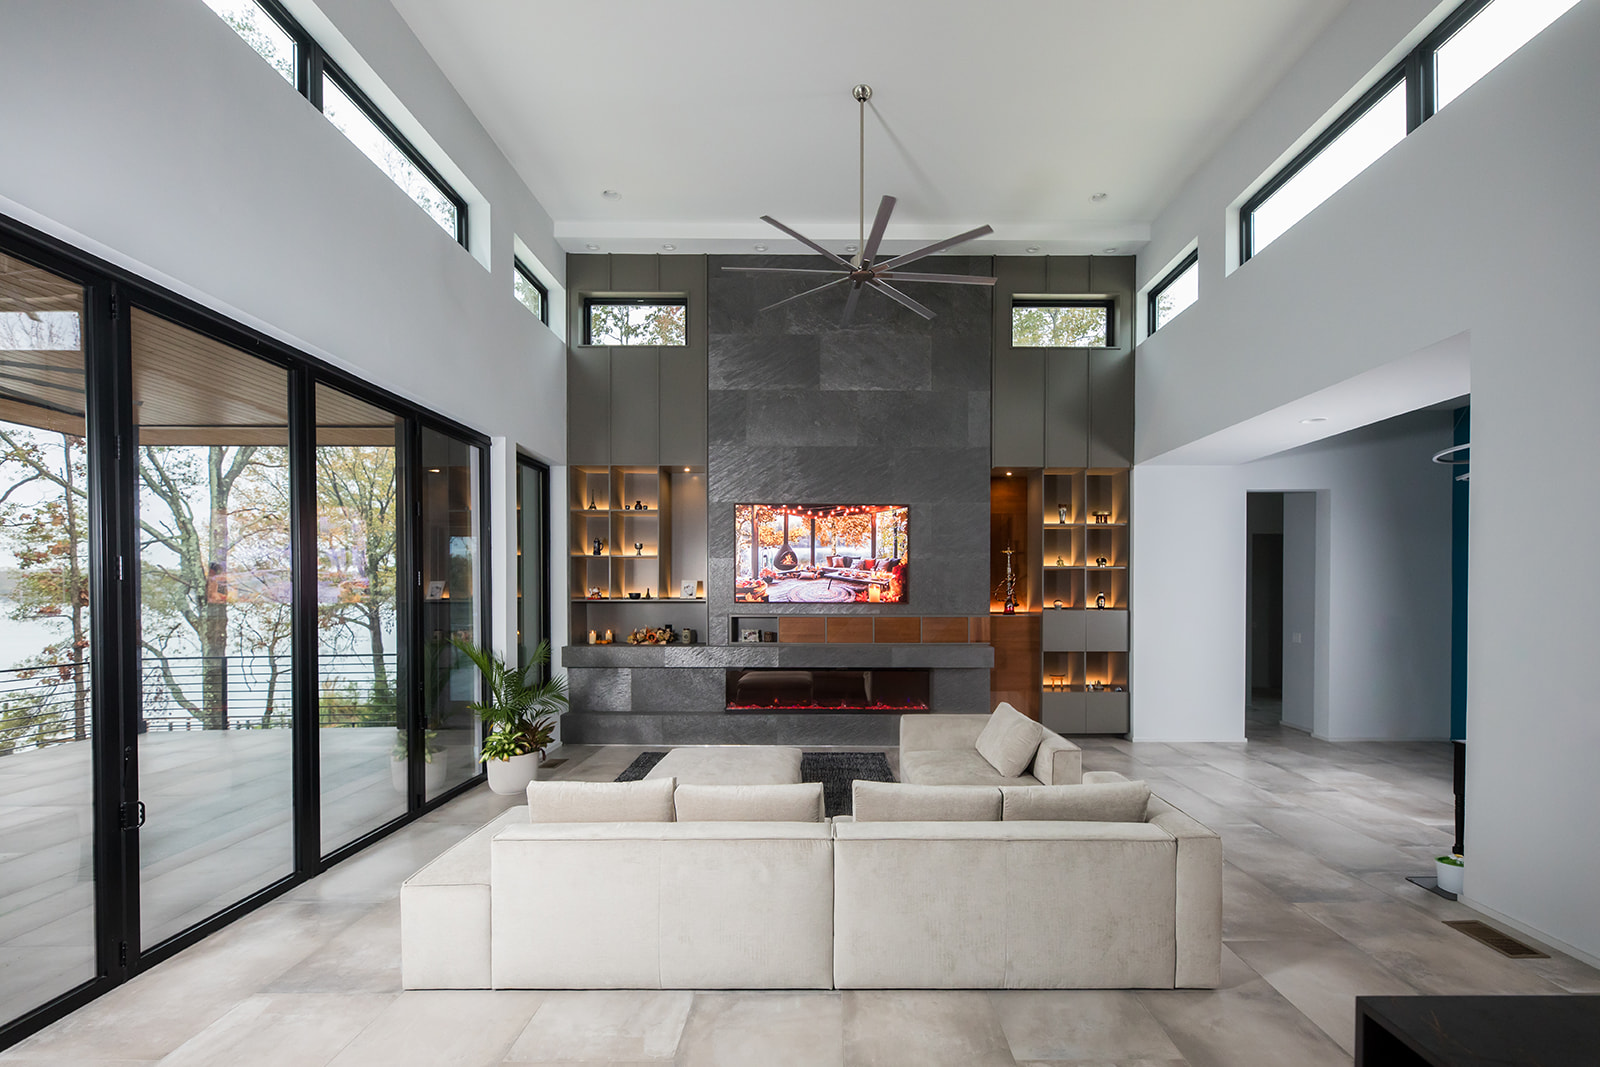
417;426;483;800
0;255;98;1023
130;309;295;949
0;221;504;1049
315;384;405;853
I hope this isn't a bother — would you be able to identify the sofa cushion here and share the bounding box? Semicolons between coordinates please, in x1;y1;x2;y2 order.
974;702;1045;778
673;782;825;822
1000;781;1152;822
901;748;1042;786
852;781;1002;821
526;777;676;823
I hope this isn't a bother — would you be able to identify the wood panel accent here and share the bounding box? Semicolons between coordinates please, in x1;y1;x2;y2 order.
970;615;992;643
921;617;970;643
778;617;826;643
873;618;921;643
990;614;1042;719
826;617;873;644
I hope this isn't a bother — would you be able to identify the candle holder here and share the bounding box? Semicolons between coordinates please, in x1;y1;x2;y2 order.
635;542;644;556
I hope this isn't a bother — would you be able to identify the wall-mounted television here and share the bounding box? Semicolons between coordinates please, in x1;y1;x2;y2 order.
735;504;908;603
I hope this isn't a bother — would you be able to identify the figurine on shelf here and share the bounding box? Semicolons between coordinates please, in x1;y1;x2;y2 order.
588;495;597;511
635;542;644;556
1095;591;1107;609
635;499;645;511
592;538;603;556
644;588;652;599
1093;510;1111;524
1096;556;1109;567
1055;554;1065;567
1058;505;1068;525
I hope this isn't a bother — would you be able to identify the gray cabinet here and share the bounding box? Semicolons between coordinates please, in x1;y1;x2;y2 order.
1086;693;1129;734
993;351;1045;468
1089;350;1134;467
1044;353;1089;468
568;348;611;464
1041;609;1087;650
1086;609;1129;652
659;346;707;467
1041;692;1087;735
609;348;660;465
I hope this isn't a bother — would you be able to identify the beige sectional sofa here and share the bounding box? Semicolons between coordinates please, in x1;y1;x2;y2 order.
900;705;1083;786
401;725;1222;991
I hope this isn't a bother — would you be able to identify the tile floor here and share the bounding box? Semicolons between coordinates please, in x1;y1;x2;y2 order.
6;710;1597;1066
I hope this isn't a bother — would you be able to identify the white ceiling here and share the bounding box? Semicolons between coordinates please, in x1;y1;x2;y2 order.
391;0;1352;257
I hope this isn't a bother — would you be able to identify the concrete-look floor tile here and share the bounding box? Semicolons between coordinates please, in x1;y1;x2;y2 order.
672;992;842;1067
989;990;1183;1062
1228;938;1418;1054
157;993;393;1067
1137;950;1349;1067
0;1061;156;1066
843;990;1016;1067
325;989;544;1067
264;899;402;994
286;823;470;904
1298;900;1569;996
1219;824;1384;903
1012;1061;1187;1067
1222;865;1345;943
504;990;693;1063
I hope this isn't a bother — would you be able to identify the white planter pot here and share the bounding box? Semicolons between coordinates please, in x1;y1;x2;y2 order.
486;752;540;795
1435;856;1464;895
394;754;450;793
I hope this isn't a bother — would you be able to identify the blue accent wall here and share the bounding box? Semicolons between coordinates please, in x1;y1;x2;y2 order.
1451;406;1470;740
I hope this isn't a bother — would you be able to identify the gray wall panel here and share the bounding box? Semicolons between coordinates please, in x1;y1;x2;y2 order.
609;348;660;465
1089;350;1135;467
1044;352;1090;467
660;346;707;466
567;348;611;464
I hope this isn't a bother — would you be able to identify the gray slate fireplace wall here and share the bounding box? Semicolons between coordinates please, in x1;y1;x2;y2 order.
704;254;994;643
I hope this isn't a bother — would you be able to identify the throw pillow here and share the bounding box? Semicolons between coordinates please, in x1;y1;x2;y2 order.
852;781;1002;821
526;777;676;822
974;702;1045;778
1000;781;1152;822
674;783;825;822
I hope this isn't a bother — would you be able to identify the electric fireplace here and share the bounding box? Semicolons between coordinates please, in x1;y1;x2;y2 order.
725;668;930;712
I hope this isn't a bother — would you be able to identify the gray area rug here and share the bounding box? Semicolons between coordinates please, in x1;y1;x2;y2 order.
614;750;895;817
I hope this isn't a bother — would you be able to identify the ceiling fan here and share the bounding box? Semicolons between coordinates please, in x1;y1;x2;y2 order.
723;84;997;324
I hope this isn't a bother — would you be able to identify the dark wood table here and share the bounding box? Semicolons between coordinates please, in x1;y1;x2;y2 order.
1356;995;1600;1065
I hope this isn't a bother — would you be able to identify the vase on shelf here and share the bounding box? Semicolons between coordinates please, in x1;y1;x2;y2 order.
1058;505;1068;525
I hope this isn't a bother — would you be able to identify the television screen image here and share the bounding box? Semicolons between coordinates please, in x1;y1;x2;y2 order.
735;504;908;603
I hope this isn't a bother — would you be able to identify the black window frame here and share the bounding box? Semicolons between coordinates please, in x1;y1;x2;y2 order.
1239;64;1411;264
217;0;469;249
1239;0;1563;265
513;257;550;326
1147;249;1200;336
1009;298;1116;349
582;296;689;346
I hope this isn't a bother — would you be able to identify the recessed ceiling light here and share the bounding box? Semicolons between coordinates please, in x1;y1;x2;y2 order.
601;189;621;200
1300;417;1328;424
1091;192;1108;202
585;243;599;251
1025;245;1041;254
1103;247;1117;254
753;243;768;252
661;243;676;251
1005;471;1013;476
844;244;859;253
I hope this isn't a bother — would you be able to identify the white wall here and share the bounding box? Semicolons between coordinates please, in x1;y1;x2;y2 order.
0;0;569;663
1130;0;1600;961
1133;411;1453;744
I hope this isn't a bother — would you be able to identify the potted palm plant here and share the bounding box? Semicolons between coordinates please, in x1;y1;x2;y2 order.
452;637;567;795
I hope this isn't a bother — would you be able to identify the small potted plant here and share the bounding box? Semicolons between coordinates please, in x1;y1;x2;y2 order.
453;638;567;795
1435;853;1464;895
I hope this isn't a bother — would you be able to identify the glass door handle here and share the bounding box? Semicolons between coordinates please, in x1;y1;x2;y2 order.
120;801;146;830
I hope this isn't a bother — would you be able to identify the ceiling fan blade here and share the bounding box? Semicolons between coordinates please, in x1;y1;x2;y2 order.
861;195;896;266
841;282;863;326
876;224;996;272
875;271;997;286
759;215;854;269
758;275;851;313
869;280;935;320
722;266;847;275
